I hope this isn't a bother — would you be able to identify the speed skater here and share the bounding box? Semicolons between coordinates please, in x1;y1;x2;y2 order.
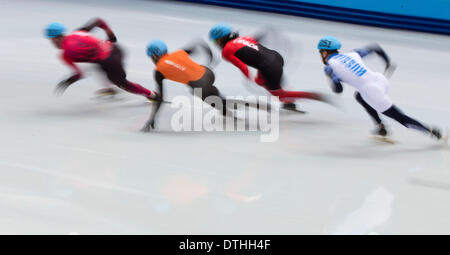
209;24;330;112
142;39;233;131
318;36;447;142
45;18;157;100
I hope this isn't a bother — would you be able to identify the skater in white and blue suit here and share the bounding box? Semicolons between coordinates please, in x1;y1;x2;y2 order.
317;36;446;142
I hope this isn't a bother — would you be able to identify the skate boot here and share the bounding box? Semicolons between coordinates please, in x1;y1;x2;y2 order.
430;127;448;143
371;123;394;143
282;103;306;114
374;123;388;137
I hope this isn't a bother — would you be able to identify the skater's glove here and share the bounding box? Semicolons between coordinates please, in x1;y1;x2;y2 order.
141;119;155;132
54;75;79;95
54;80;71;96
106;30;117;43
384;62;397;78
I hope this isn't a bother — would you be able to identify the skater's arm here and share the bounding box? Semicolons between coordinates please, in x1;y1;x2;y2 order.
354;44;390;67
54;55;83;95
230;56;251;79
222;44;252;80
78;17;111;32
154;71;164;102
78;17;117;42
253;30;268;42
324;65;343;93
355;44;395;75
61;54;82;83
143;71;165;131
183;40;214;67
225;54;251;79
252;26;278;42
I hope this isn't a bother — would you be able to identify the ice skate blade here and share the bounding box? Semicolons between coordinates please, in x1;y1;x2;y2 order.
225;99;272;112
145;98;171;104
282;108;307;114
90;95;124;102
370;135;395;144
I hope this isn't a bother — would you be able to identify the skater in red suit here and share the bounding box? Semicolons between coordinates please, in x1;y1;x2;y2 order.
209;24;329;112
45;18;157;100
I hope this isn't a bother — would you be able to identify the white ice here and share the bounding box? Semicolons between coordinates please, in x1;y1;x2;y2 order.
0;0;449;234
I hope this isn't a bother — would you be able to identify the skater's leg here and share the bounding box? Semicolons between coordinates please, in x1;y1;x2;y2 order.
203;85;229;116
190;68;228;115
258;53;299;105
383;105;444;140
270;89;320;100
358;80;442;139
92;66;119;97
104;66;153;98
98;45;154;99
259;58;322;101
382;105;431;133
355;92;382;124
355;92;387;136
120;81;154;97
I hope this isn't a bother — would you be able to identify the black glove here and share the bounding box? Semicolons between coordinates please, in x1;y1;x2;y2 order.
384;62;397;78
54;75;80;95
54;79;72;95
331;81;343;94
141;119;155;132
106;30;117;43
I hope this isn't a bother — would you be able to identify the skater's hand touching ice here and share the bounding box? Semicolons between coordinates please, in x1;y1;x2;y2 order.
141;119;155;132
54;74;80;95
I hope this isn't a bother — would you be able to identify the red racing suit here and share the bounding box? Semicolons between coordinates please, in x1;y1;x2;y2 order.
221;36;319;102
60;30;113;81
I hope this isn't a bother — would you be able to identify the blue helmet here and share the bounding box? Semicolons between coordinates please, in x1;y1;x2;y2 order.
209;24;232;40
317;36;342;50
45;22;66;38
147;40;168;57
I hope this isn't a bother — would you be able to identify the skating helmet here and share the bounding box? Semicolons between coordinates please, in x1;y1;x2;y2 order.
45;22;66;38
209;24;232;40
317;36;342;50
147;40;168;57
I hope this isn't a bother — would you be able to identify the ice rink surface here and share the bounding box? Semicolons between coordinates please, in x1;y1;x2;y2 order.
1;0;450;234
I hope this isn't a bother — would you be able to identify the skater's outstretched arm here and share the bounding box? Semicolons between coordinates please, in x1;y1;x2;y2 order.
54;54;83;95
253;30;269;42
78;17;117;43
183;39;215;67
252;26;278;42
222;46;252;80
324;65;343;93
354;44;392;71
142;71;165;132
